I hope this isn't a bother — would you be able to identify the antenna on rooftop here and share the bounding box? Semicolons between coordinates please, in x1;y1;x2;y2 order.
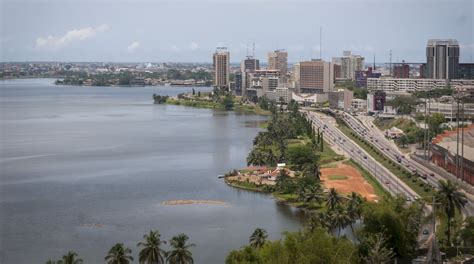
373;53;376;70
319;27;322;60
389;49;392;76
252;42;255;58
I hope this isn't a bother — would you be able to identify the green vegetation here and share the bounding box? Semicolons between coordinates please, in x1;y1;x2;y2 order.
328;175;349;180
338;119;435;198
374;117;425;147
46;230;195;264
385;95;419;115
335;80;368;100
157;90;271;115
226;228;359;264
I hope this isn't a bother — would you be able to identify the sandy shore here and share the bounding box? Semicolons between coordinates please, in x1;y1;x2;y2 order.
161;199;228;205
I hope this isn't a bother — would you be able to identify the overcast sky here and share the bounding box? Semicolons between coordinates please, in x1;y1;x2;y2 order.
1;0;473;63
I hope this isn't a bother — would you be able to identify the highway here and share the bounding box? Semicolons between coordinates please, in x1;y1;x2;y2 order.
304;111;419;200
339;111;474;216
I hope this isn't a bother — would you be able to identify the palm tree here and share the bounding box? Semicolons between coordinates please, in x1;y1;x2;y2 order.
346;192;363;236
249;228;268;249
332;207;351;237
105;243;134;264
57;251;82;264
436;180;467;245
303;162;321;180
246;148;266;166
137;230;167;264
302;184;324;204
326;188;342;211
166;233;195;264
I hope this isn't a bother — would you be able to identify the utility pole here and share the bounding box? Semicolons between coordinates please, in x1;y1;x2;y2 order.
461;99;465;182
456;91;460;181
389;50;392;76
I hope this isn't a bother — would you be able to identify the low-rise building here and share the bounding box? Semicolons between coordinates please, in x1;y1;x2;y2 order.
292;93;328;107
351;98;367;111
328;89;354;111
367;78;474;93
415;96;474;120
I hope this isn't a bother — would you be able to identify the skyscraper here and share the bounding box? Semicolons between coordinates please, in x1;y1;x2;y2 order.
332;51;364;80
426;39;459;80
213;47;230;90
294;59;334;94
241;56;260;96
268;50;288;76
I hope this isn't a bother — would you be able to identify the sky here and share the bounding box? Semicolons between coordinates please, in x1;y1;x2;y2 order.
0;0;473;63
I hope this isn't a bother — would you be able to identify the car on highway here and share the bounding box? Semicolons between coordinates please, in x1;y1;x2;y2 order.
422;229;429;235
429;172;435;176
385;180;390;185
363;156;368;159
421;174;428;180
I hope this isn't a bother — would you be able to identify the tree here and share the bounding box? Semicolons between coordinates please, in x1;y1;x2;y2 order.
137;230;167;264
57;251;83;264
361;232;395;264
166;234;195;264
459;217;474;246
302;162;321;180
436;180;467;245
192;88;195;96
105;243;134;264
396;135;409;147
225;246;261;264
427;112;445;135
299;184;323;204
331;206;351;237
286;144;316;170
222;93;234;110
246;148;267;166
326;188;342;211
347;192;364;235
249;228;268;249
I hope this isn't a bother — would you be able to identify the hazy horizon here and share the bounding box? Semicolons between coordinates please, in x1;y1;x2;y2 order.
1;0;473;63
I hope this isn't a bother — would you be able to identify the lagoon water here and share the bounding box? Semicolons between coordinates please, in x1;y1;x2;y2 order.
0;79;304;263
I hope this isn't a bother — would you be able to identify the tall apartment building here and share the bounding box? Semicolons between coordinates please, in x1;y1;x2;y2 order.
426;39;459;79
294;59;334;94
268;50;288;76
241;56;260;96
332;51;364;80
213;47;230;90
393;61;410;78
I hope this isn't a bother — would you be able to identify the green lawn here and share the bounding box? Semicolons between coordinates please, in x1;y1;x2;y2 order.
320;140;344;164
343;159;391;199
328;175;349;180
337;121;434;200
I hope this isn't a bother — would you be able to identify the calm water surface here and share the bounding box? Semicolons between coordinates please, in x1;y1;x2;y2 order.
0;79;304;264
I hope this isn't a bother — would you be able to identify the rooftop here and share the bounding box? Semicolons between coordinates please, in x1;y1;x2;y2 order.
427;39;459;46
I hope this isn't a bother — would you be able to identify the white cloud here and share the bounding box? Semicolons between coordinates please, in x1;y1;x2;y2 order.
35;24;109;49
189;41;199;50
127;41;140;53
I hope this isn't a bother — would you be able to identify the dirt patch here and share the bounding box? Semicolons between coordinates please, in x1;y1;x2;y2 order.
321;163;378;201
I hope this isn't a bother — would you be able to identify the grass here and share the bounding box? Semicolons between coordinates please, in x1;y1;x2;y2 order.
225;180;264;192
328;175;349;180
343;159;391;199
336;120;435;200
320;140;344;164
320;162;339;168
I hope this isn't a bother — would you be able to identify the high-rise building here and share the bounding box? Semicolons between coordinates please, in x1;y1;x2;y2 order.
294;59;334;94
213;47;230;90
241;56;260;96
426;39;459;79
393;61;410;78
268;50;288;76
332;51;364;80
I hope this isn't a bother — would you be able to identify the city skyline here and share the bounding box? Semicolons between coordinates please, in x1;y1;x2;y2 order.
1;0;473;63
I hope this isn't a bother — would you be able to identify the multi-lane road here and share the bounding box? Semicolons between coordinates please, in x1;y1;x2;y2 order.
304;110;419;200
337;110;474;216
